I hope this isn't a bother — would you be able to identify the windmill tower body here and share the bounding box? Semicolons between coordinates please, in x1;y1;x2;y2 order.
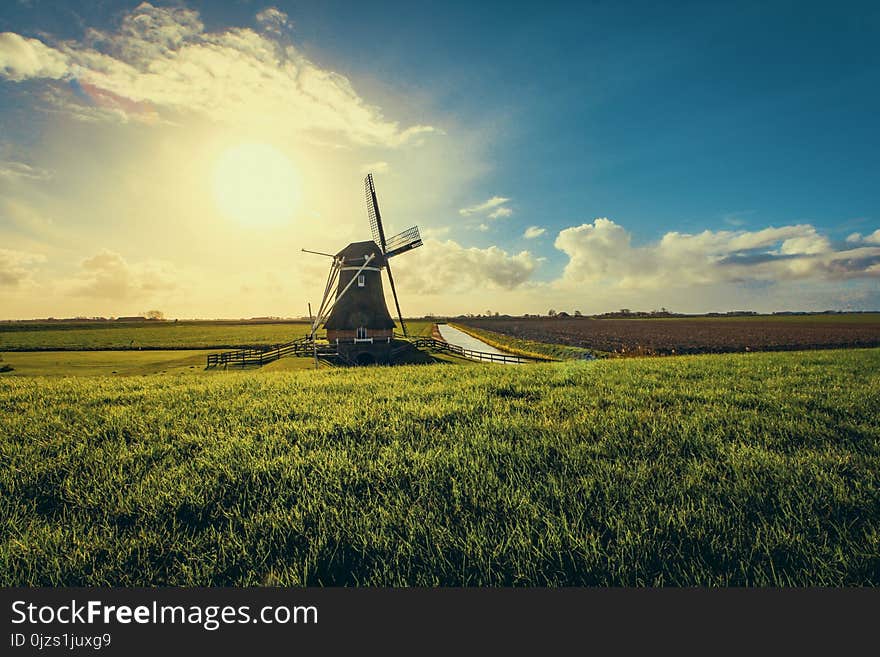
306;174;423;366
324;241;396;365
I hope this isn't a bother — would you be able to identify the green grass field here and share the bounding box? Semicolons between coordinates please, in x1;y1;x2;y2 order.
2;348;878;586
0;350;327;376
0;320;437;375
0;321;311;351
0;320;436;351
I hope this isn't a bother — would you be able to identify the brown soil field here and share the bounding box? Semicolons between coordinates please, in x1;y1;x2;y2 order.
457;315;880;355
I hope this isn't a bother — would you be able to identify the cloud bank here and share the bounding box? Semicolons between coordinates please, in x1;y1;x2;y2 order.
555;218;880;289
68;249;179;299
846;229;880;246
0;3;434;145
394;239;538;294
0;248;44;287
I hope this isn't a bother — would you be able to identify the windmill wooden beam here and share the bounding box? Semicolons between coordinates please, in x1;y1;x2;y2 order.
312;253;375;337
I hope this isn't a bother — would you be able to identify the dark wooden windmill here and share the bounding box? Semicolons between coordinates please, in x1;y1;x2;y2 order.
305;174;423;365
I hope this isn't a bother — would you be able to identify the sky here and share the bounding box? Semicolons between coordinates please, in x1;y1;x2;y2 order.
0;0;878;319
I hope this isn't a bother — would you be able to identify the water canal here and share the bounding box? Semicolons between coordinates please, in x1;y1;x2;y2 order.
435;324;520;364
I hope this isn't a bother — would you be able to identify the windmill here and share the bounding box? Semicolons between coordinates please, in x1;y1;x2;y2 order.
304;173;423;365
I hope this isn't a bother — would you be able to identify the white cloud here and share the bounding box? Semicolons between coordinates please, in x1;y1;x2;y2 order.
523;226;545;239
459;196;510;216
255;8;292;34
863;229;880;245
0;3;434;147
844;230;880;245
360;161;390;175
393;239;538;294
488;206;512;219
477;223;489;232
0;32;69;81
0;161;52;181
68;249;179;299
777;229;830;255
555;218;880;289
0;248;44;287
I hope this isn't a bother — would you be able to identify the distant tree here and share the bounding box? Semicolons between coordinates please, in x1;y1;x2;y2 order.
574;310;582;317
494;311;499;317
548;309;557;317
144;310;165;320
620;308;631;315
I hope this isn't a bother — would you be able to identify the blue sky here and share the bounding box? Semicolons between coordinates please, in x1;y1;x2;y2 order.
1;1;878;317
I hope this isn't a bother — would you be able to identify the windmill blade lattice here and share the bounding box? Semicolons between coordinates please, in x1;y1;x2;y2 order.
362;173;424;337
365;173;386;251
384;226;423;258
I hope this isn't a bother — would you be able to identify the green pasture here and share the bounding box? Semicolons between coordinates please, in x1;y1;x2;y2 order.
0;350;326;376
0;320;435;351
2;348;878;586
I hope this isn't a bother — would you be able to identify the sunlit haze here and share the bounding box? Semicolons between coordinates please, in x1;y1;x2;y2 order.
0;1;878;319
213;143;301;227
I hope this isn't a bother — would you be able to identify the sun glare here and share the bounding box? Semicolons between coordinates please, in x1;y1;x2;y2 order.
212;143;300;227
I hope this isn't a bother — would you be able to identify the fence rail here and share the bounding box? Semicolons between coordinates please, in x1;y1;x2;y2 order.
406;336;538;364
206;337;334;368
206;335;539;368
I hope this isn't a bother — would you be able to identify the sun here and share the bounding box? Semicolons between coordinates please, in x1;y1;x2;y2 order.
212;143;300;226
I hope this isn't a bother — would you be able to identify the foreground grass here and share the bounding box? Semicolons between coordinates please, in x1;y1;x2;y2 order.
0;350;211;376
1;349;878;585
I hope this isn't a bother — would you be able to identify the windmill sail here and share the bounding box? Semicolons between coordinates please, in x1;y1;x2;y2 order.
363;173;422;337
365;173;387;251
384;226;423;259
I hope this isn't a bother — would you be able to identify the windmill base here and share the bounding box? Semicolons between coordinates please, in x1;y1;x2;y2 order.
335;341;395;366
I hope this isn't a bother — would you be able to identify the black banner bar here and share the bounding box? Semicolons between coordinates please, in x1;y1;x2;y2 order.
2;588;877;655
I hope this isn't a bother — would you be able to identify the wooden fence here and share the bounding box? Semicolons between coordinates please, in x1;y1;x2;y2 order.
406;336;539;364
206;338;334;368
207;335;541;368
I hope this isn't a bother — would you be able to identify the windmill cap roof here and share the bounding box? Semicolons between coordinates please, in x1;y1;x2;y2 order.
336;241;386;266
